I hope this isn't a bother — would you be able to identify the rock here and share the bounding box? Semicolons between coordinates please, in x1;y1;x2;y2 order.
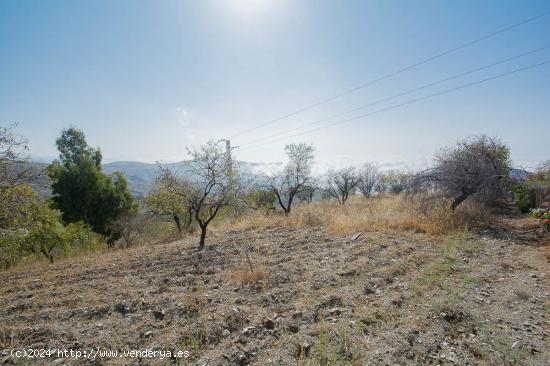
114;303;131;316
153;309;165;321
222;329;230;338
446;351;458;363
406;330;419;346
294;341;313;357
511;340;522;350
287;323;299;333
327;308;342;317
241;326;256;336
263;318;275;330
350;233;363;241
143;330;153;338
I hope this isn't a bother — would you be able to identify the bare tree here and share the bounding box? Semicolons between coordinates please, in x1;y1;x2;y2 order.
325;166;360;205
111;211;148;248
410;135;511;210
0;123;30;190
296;182;317;203
160;141;243;248
357;163;379;197
267;143;315;216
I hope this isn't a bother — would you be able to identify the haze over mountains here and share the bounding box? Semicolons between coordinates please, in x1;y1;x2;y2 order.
29;160;283;198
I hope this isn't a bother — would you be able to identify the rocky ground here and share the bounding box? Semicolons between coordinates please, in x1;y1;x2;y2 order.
0;220;548;365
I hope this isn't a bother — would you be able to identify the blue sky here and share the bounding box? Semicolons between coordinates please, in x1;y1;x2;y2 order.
1;0;549;169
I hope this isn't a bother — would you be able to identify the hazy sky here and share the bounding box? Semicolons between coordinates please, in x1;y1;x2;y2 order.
1;0;549;169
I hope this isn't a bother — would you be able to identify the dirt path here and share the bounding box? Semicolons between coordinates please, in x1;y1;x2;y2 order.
1;225;548;365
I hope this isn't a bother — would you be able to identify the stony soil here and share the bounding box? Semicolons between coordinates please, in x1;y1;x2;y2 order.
1;222;548;365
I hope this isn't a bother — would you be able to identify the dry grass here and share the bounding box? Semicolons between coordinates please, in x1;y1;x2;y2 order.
227;195;491;236
230;269;267;283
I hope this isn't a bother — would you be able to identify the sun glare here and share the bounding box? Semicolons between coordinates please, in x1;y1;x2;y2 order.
225;0;278;22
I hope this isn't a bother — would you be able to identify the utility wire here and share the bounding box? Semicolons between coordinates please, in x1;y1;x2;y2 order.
238;44;550;147
239;59;550;151
228;10;550;139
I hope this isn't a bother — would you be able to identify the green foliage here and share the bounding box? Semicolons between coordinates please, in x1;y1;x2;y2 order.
244;188;276;211
0;184;104;269
48;128;134;241
531;208;550;232
512;183;531;213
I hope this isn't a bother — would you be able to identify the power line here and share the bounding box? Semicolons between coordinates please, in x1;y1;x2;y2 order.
228;10;550;139
239;59;550;151
238;44;550;147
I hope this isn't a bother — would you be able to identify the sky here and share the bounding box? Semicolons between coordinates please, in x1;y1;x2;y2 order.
1;0;549;170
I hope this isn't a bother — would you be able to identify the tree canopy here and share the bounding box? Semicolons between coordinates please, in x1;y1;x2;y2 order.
48;128;134;240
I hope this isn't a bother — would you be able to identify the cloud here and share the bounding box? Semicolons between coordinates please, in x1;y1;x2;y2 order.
175;107;190;126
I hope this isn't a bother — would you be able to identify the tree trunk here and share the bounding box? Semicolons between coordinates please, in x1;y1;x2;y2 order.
199;225;207;248
173;213;182;233
451;193;469;210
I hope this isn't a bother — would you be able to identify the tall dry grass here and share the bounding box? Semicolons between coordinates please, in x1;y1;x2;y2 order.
226;195;490;236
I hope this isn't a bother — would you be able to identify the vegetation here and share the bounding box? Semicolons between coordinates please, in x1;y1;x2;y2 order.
48;128;135;242
357;162;379;197
266;143;315;216
156;140;245;248
410;135;511;210
325;166;359;205
1;125;104;268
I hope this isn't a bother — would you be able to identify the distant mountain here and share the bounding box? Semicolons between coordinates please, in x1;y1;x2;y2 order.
27;160;282;199
509;168;530;180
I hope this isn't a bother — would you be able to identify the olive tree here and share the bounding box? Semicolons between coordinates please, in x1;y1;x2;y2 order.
410;135;511;210
266;143;315;216
325;166;360;205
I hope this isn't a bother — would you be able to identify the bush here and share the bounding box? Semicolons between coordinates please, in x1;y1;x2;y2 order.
512;184;531;213
531;208;550;232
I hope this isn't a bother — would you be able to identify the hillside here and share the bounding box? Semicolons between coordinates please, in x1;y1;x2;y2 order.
1;215;548;365
28;160;282;199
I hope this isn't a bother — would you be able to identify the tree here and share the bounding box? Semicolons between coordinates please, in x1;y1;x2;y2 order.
325;166;360;205
146;169;192;233
296;184;317;203
0;123;30;191
48;128;134;241
384;170;410;194
410;135;511;210
110;210;148;248
159;141;243;248
243;188;277;214
267;143;315;215
357;163;379;197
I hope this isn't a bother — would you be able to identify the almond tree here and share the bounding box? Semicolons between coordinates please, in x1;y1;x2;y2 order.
325;166;360;205
160;141;244;248
357;163;379;197
267;143;315;216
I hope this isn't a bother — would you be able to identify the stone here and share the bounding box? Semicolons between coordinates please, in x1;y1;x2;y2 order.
350;233;363;241
153;309;165;321
263;318;275;330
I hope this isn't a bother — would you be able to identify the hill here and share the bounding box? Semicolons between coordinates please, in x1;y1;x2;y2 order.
28;160;282;199
0;214;548;365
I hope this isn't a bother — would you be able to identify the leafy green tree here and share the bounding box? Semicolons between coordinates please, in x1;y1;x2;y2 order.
48;128;134;241
146;169;192;233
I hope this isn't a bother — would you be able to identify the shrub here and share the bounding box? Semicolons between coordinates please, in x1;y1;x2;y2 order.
512;184;531;213
531;208;550;232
